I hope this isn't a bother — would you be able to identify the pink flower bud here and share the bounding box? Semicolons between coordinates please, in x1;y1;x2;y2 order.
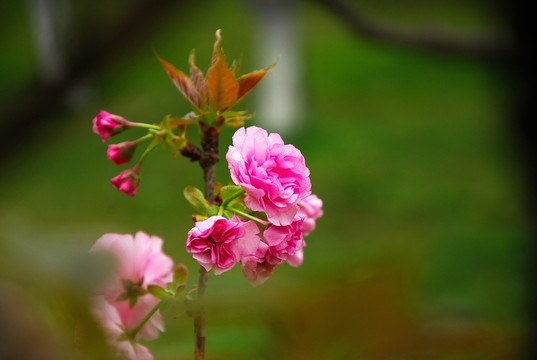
107;142;136;165
92;110;129;142
111;167;140;197
298;194;323;236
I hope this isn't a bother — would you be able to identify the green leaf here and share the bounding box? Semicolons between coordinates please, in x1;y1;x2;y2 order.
115;292;130;302
160;297;186;319
184;186;208;214
230;202;246;212
173;264;189;285
147;285;170;300
221;185;244;205
129;297;138;308
207;205;219;217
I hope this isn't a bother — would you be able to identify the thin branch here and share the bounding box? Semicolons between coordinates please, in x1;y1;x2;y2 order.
193;125;220;360
315;0;511;62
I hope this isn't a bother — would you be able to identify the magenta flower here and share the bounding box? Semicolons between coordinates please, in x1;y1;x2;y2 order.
298;194;323;236
92;110;129;142
92;297;154;360
226;126;311;226
263;217;305;265
111;167;140;197
107;141;137;165
186;215;261;275
90;232;174;341
241;241;276;286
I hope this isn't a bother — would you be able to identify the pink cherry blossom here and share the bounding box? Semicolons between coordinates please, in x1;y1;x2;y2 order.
226;126;311;226
298;194;323;236
241;241;276;286
111;168;140;197
92;297;154;360
107;142;136;165
90;232;174;341
186;215;260;275
286;248;304;267
92;110;128;142
263;217;305;265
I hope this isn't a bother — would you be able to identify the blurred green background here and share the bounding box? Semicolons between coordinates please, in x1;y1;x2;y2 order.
0;0;530;359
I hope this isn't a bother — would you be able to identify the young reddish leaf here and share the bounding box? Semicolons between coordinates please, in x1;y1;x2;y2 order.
189;50;206;104
236;59;278;101
230;54;243;76
211;29;222;67
157;55;202;109
207;50;239;112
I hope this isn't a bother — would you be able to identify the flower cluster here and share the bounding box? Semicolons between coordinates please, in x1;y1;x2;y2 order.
186;126;323;285
92;111;145;197
90;232;174;359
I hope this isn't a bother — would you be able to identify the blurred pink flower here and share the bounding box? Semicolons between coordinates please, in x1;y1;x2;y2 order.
298;194;323;236
92;110;128;142
186;215;260;275
91;232;174;341
92;297;153;360
111;168;140;197
226;126;311;226
107;142;136;165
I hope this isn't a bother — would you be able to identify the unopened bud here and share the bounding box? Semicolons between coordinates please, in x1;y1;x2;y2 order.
107;141;137;165
111;167;140;197
92;110;130;142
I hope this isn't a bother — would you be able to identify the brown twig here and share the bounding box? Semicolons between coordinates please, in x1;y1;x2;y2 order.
315;0;511;62
193;125;220;360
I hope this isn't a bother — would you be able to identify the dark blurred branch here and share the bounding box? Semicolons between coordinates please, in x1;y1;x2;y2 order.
0;0;179;162
315;0;511;62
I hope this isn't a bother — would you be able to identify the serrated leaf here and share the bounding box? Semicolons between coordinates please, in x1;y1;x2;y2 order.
147;284;170;300
221;185;244;204
210;29;222;66
207;49;239;112
184;186;208;215
189;50;207;103
157;54;202;109
236;59;277;101
230;54;243;75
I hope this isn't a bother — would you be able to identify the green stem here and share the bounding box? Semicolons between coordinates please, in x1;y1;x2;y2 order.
134;133;154;144
227;207;268;225
127;301;161;339
137;141;158;166
131;122;161;130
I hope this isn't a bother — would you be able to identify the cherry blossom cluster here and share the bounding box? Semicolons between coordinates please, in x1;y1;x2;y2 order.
90;232;174;360
92;111;144;196
186;126;323;285
89;30;323;359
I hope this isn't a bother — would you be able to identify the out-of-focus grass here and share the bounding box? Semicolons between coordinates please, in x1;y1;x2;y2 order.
0;0;528;359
